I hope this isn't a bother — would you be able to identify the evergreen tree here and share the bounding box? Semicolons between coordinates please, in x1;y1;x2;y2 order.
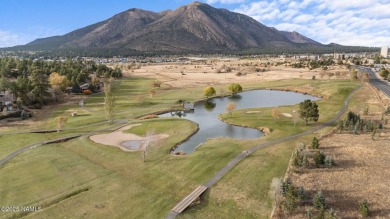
30;68;50;105
299;99;319;125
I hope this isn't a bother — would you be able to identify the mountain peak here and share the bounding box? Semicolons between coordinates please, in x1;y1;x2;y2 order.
190;1;203;6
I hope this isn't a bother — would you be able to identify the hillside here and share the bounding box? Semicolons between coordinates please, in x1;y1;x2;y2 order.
17;2;319;53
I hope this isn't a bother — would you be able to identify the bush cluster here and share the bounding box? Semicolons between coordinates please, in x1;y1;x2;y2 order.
337;111;380;134
274;180;337;218
292;149;309;168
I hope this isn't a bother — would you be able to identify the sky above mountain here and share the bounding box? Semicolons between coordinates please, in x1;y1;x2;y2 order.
1;0;389;48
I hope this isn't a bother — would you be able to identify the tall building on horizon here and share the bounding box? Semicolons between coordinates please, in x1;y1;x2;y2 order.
381;46;389;58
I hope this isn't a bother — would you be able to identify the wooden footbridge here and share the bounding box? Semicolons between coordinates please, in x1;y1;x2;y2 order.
166;185;207;219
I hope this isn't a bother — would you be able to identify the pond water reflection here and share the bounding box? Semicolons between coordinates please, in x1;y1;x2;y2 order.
160;90;319;154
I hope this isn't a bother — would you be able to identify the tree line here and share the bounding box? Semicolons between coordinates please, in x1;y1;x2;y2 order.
1;44;378;59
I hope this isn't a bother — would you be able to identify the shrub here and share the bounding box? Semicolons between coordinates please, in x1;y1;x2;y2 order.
379;68;389;79
324;156;333;168
326;208;336;219
359;199;369;217
312;137;319;149
282;178;293;196
152;80;162;88
313;191;326;210
314;151;325;167
302;153;309;168
283;180;296;212
293;149;309;168
297;186;307;201
283;194;296;212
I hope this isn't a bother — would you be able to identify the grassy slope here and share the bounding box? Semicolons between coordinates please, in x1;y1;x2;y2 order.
0;78;360;219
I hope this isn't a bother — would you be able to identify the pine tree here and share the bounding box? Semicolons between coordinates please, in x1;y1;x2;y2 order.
299;99;319;125
30;68;50;105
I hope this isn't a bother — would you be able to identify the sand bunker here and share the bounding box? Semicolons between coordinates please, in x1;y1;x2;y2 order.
89;124;169;152
245;111;260;114
281;113;292;118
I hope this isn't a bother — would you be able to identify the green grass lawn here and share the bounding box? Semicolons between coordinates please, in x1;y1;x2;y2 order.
0;77;361;219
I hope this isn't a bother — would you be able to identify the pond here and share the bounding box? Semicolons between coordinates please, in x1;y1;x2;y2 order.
160;90;320;154
121;140;143;150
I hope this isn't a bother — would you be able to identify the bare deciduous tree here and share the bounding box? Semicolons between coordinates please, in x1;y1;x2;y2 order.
226;102;236;117
104;78;116;124
272;108;281;121
56;116;68;132
140;128;156;162
269;177;283;207
292;110;299;127
149;89;156;98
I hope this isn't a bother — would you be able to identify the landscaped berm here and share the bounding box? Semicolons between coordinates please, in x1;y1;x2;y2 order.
0;58;388;219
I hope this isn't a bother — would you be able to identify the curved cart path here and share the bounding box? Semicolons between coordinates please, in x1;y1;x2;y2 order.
166;84;362;219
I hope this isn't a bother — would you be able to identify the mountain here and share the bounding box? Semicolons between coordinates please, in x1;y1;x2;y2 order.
18;1;322;54
280;31;321;45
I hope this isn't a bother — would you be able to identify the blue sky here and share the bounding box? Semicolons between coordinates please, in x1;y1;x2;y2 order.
1;0;389;48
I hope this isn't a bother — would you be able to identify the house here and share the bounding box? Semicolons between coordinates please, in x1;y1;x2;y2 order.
79;83;91;91
0;91;14;112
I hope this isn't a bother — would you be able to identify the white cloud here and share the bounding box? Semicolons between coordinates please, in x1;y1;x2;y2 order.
0;30;24;48
322;0;377;10
0;26;64;48
233;0;390;46
293;14;314;23
205;0;245;4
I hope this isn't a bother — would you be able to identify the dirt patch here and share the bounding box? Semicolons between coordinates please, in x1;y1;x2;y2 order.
120;59;348;88
89;124;169;151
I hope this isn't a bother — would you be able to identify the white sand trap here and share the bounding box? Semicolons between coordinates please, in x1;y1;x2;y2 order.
246;111;260;114
89;124;168;152
281;113;293;118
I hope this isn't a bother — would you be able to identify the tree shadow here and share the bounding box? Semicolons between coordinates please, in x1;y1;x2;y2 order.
204;101;216;112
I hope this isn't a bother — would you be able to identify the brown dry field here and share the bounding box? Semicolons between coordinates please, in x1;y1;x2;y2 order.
283;85;390;218
119;58;349;88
